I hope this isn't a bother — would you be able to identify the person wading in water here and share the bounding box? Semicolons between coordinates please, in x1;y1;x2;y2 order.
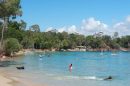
69;64;72;72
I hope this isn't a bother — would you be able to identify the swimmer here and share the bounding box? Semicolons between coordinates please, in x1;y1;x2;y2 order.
39;55;42;57
69;64;72;72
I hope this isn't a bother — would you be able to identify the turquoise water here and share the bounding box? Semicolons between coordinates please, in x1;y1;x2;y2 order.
1;51;130;86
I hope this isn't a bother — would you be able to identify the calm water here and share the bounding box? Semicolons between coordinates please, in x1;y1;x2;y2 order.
1;51;130;86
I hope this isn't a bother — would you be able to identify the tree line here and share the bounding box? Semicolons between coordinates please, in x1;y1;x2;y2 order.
0;0;130;56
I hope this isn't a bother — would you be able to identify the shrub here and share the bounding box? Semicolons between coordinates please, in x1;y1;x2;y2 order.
4;38;22;56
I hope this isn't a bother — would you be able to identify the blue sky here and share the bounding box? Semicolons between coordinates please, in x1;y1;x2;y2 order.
20;0;130;35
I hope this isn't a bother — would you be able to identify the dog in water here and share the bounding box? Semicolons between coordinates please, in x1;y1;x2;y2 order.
16;66;24;70
104;76;112;80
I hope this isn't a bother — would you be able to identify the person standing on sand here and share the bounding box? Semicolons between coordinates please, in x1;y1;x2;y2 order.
69;64;72;72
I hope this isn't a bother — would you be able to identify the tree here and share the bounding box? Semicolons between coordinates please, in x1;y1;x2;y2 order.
119;36;130;48
113;32;119;39
4;38;21;56
28;24;41;49
0;0;22;47
110;40;120;49
4;21;25;42
29;24;40;32
19;20;26;30
21;36;33;49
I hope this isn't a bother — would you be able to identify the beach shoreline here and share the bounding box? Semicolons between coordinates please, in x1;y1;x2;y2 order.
25;48;130;52
0;73;14;86
0;72;48;86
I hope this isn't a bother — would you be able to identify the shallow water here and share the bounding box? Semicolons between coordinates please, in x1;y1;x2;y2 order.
0;51;130;86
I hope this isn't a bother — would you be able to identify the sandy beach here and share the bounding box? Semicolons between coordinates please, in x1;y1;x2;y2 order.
0;74;13;86
0;73;48;86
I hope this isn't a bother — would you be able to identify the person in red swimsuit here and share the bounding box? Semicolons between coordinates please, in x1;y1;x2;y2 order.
69;64;72;72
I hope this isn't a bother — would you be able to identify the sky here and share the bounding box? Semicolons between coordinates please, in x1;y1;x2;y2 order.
20;0;130;36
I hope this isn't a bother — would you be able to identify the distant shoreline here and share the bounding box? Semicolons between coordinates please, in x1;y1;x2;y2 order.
1;48;129;59
23;48;130;53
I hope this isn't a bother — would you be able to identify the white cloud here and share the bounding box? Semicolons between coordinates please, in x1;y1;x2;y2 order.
113;16;130;36
45;16;130;36
56;25;78;33
57;27;66;32
80;17;110;35
67;25;77;34
113;23;130;36
126;15;130;22
45;27;53;32
82;18;107;29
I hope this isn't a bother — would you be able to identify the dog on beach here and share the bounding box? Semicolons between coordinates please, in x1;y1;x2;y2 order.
16;66;25;70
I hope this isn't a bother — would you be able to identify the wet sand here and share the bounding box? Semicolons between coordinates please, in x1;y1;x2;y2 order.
0;73;48;86
0;74;13;86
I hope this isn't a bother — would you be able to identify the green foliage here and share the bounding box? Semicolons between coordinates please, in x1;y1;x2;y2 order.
29;24;40;32
119;36;130;48
21;36;33;49
0;0;22;18
0;0;22;48
2;20;130;51
4;38;21;56
1;0;130;53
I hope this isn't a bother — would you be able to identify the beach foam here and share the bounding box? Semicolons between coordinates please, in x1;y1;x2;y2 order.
55;75;103;81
